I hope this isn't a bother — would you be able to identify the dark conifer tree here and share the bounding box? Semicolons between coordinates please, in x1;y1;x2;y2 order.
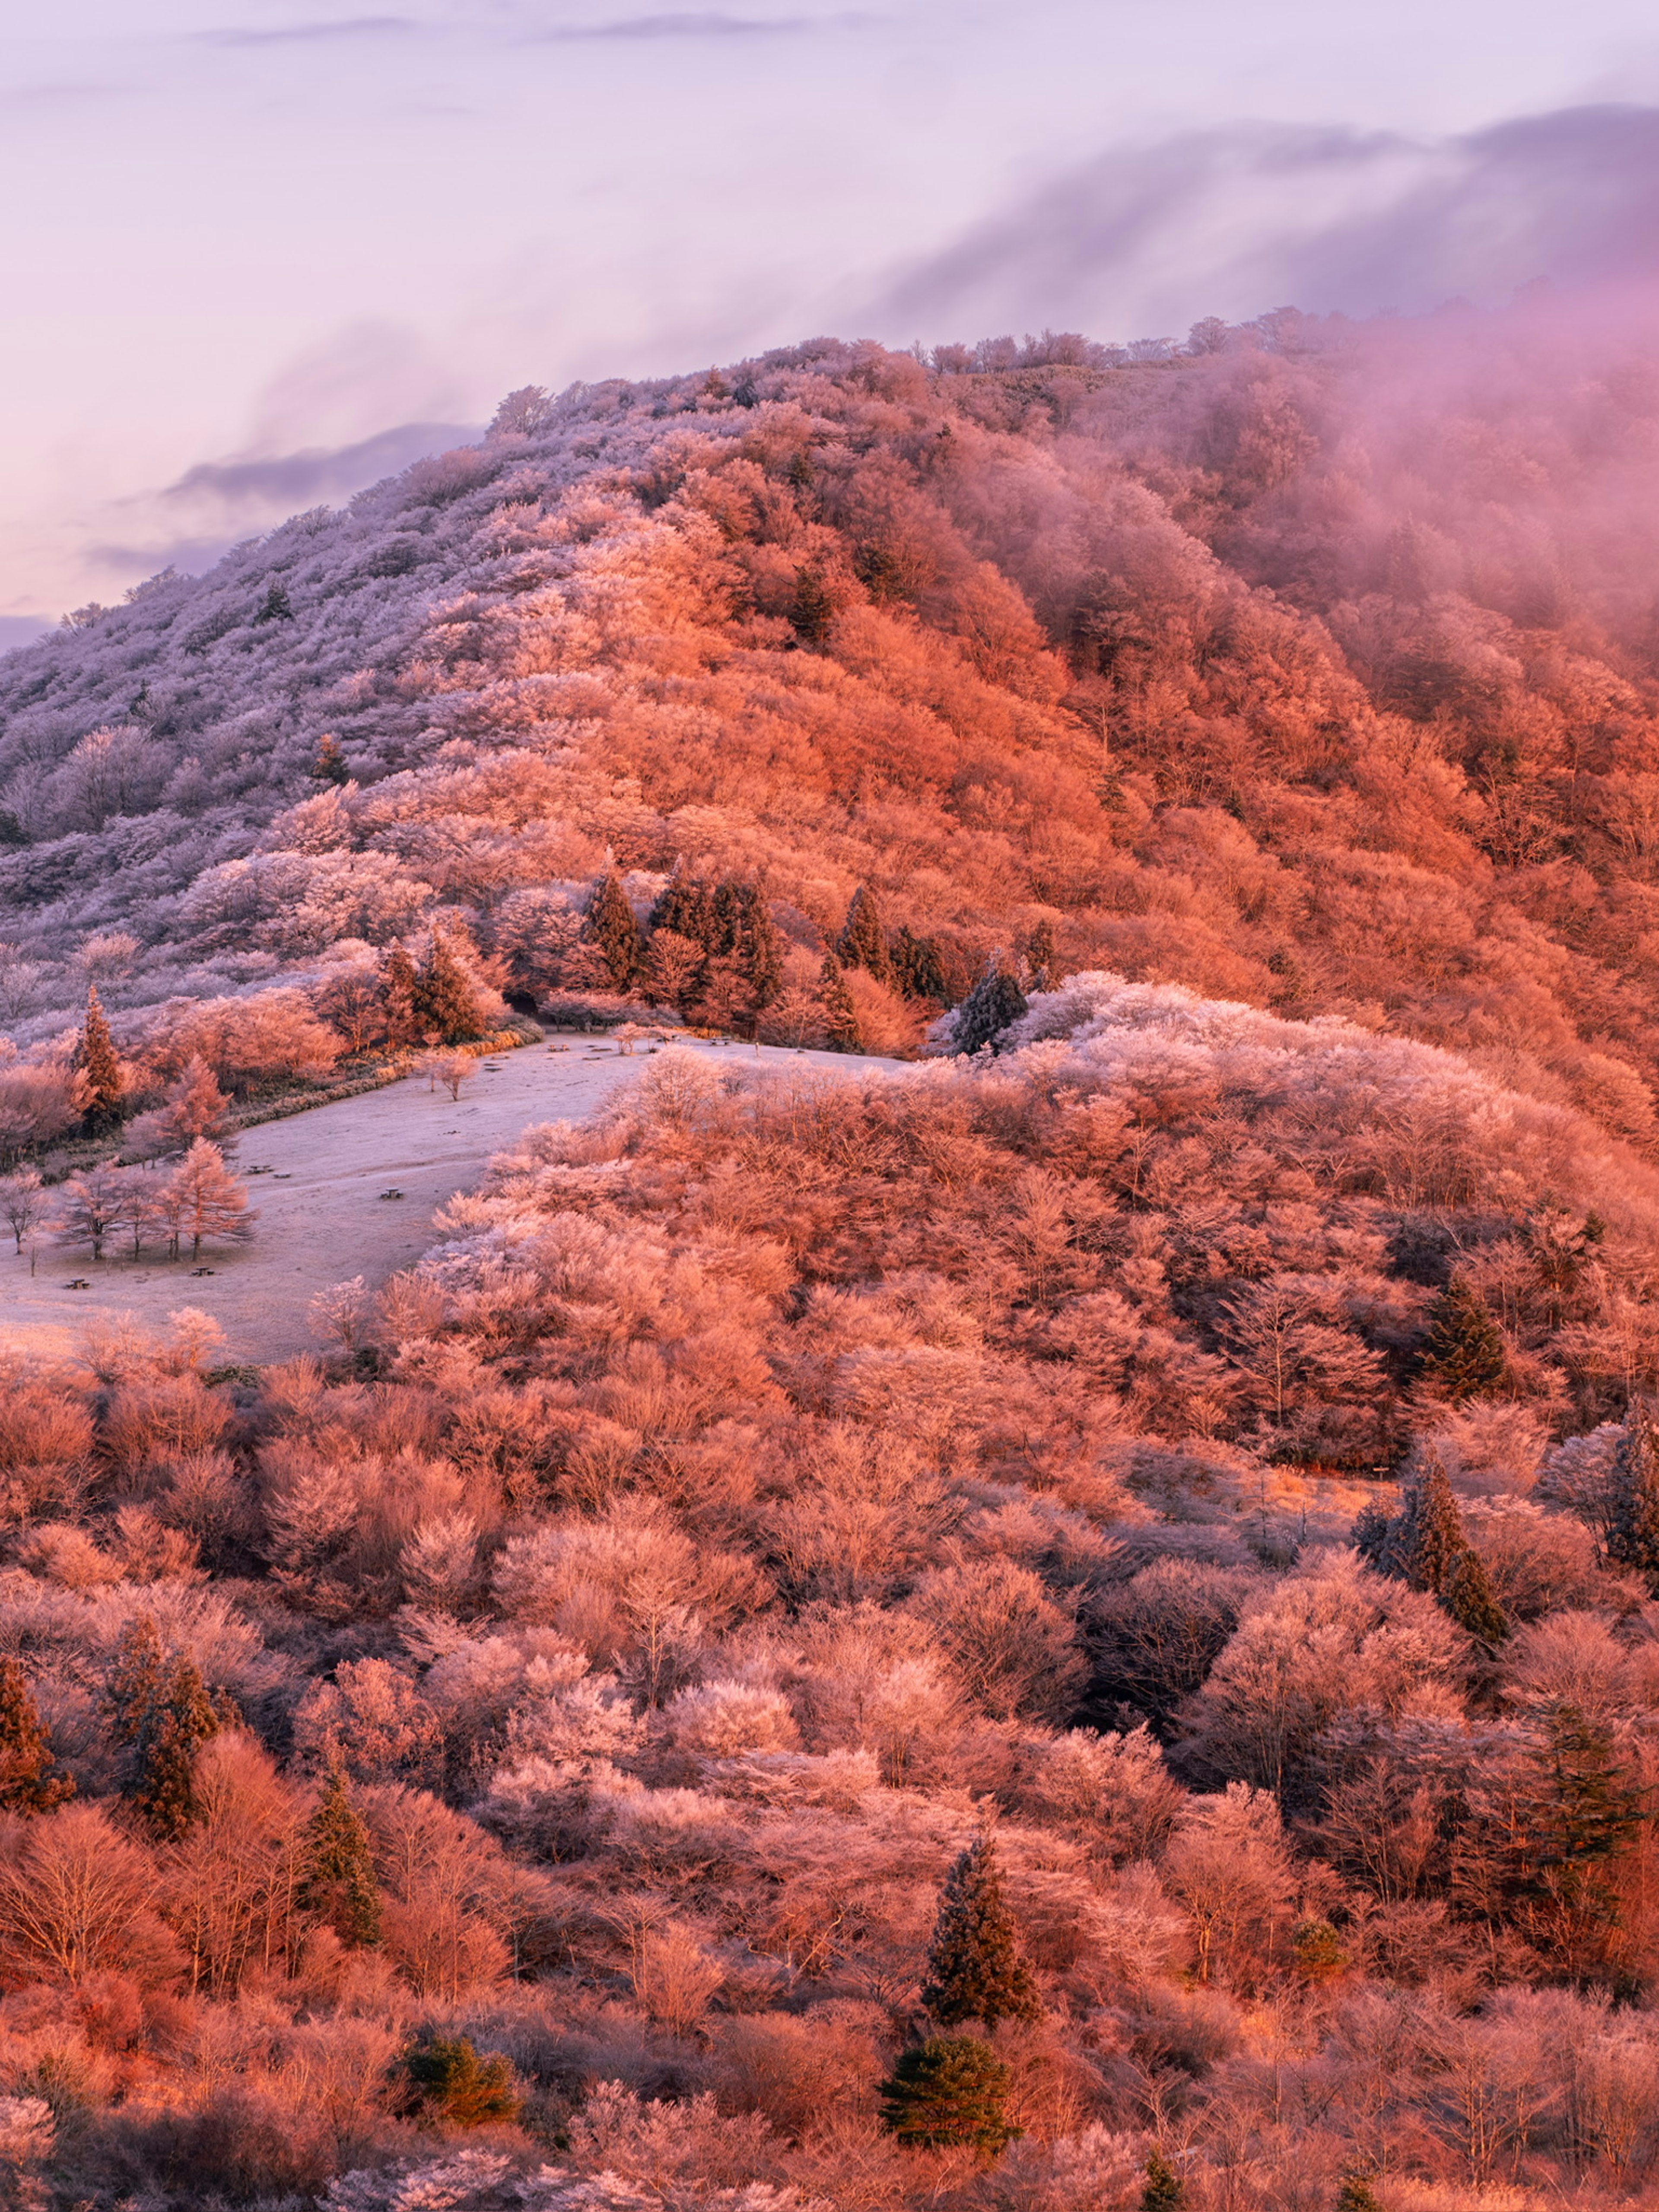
745;896;785;1008
921;1830;1040;2029
792;566;834;647
584;868;648;992
311;733;351;785
1141;2150;1185;2212
1395;1452;1468;1599
648;860;714;949
712;878;785;1006
1440;1544;1510;1645
127;1654;229;1840
77;985;124;1132
837;887;893;984
952;956;1028;1055
1025;918;1058;992
1419;1276;1509;1400
255;582;294;622
1606;1397;1659;1590
878;2037;1020;2155
413;931;487;1043
818;954;862;1052
380;943;421;1048
890;926;948;1003
0;1659;72;1813
107;1616;165;1749
1333;2180;1381;2212
1369;1452;1508;1643
396;2034;518;2126
298;1761;383;1948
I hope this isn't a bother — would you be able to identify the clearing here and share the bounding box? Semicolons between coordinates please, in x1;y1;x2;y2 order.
0;1039;897;1368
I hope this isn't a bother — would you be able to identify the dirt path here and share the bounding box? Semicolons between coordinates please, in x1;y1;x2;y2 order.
0;1039;897;1368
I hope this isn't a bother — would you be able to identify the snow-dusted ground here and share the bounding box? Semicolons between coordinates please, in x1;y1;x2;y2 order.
0;1039;897;1368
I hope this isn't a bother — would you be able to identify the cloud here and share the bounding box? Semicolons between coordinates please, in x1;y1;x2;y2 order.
158;420;483;515
868;103;1659;341
83;419;483;587
191;16;416;45
538;11;836;38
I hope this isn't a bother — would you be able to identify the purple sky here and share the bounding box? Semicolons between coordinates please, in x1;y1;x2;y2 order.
3;0;1658;633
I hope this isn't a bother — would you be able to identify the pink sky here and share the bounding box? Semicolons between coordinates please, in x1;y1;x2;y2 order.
3;0;1659;631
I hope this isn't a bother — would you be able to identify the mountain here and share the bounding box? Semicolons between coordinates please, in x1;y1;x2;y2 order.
8;311;1659;2210
6;307;1659;1143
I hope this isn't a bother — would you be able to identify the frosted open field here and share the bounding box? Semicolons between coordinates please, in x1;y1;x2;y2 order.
0;1039;895;1368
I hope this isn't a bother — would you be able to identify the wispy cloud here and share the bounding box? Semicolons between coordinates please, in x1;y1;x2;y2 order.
538;11;842;39
191;16;417;47
868;103;1659;340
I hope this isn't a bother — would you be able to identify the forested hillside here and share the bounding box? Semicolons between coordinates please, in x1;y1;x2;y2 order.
8;312;1659;2211
6;308;1659;1140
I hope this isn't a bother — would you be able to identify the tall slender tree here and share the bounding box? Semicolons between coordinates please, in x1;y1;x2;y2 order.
380;942;421;1047
0;1660;72;1813
891;925;948;1004
648;860;713;949
583;868;648;993
921;1829;1040;2028
837;886;893;984
109;1624;233;1840
298;1758;383;1948
1358;1450;1507;1641
413;930;488;1042
77;985;124;1133
818;954;862;1052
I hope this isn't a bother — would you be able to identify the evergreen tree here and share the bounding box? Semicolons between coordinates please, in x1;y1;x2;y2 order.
255;582;294;622
0;1660;71;1814
921;1830;1040;2029
77;985;124;1133
298;1761;383;1948
413;931;488;1043
837;886;893;984
583;868;648;992
1530;1700;1645;1884
1369;1452;1509;1643
110;1634;232;1840
1025;918;1058;992
380;943;421;1048
1440;1543;1510;1645
710;878;785;1007
1605;1397;1659;1589
1419;1276;1509;1400
1395;1452;1469;1598
818;955;863;1052
952;956;1028;1055
792;565;835;647
890;926;948;1003
395;2034;519;2126
878;2037;1020;2155
1141;2150;1185;2212
311;733;351;784
648;859;714;949
1334;2180;1382;2212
